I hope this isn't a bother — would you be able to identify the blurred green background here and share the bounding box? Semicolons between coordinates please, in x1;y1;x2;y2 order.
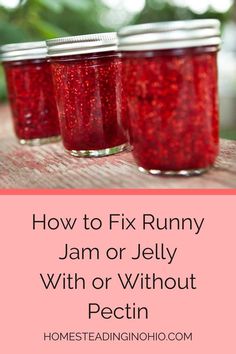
0;0;235;139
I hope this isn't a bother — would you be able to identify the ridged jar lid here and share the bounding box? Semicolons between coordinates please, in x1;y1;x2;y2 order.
0;41;47;62
47;33;118;57
118;19;221;51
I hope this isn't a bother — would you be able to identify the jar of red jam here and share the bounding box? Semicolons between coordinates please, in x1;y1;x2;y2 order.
118;20;221;176
1;41;60;145
47;33;128;157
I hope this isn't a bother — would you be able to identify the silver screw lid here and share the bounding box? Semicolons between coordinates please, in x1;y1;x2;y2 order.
118;19;221;51
0;41;47;62
47;33;118;57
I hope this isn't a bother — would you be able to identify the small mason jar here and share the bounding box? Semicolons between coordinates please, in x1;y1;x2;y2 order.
1;42;60;145
118;20;221;176
47;33;128;157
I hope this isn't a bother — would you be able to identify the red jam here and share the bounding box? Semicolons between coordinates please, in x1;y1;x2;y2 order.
121;47;219;173
3;59;60;143
49;52;127;155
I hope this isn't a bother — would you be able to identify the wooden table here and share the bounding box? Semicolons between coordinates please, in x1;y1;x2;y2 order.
0;105;235;189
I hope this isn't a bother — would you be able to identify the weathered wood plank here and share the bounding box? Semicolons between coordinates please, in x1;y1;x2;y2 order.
0;105;235;189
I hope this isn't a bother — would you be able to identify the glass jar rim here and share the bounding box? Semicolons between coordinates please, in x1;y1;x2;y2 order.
47;32;118;57
118;19;221;51
0;41;47;62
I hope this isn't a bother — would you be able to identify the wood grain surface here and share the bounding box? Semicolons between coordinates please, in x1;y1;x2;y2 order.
0;105;235;189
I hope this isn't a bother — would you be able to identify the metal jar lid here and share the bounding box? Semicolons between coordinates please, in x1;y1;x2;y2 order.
47;33;118;57
0;41;47;62
118;19;221;51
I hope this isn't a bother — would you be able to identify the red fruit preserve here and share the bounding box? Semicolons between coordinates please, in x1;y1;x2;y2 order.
118;20;221;176
47;33;127;157
1;42;60;145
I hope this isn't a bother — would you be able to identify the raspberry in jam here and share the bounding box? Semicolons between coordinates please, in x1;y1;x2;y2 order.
1;41;60;145
118;20;221;176
47;33;127;157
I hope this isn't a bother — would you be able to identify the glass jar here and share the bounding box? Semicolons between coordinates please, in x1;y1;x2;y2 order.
1;42;60;145
118;20;221;176
47;33;128;157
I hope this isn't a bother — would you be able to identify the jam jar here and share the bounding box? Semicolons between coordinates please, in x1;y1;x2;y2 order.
47;33;128;157
118;20;221;176
1;41;60;145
